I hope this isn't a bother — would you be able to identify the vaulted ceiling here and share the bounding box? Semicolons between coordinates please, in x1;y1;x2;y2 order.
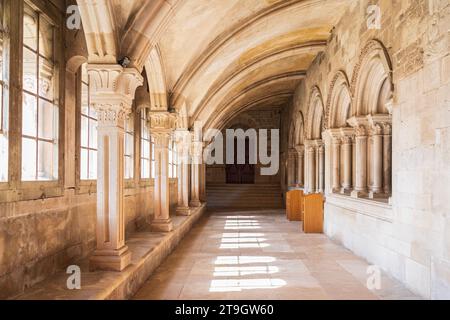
77;0;353;129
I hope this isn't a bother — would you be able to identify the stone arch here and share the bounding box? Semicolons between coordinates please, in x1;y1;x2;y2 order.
145;46;168;111
306;86;325;140
325;71;351;129
294;111;305;145
351;39;393;116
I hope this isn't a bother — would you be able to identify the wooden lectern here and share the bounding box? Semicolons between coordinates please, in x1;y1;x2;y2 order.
286;190;304;221
302;193;324;233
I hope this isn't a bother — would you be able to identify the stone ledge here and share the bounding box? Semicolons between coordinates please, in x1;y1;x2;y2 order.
325;193;393;222
14;204;207;300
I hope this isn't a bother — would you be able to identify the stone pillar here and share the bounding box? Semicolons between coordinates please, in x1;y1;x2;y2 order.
88;65;143;271
351;125;368;198
317;141;325;193
175;129;191;216
369;123;383;197
340;130;353;194
190;137;202;207
305;141;316;193
330;131;341;193
295;145;304;187
149;112;177;232
382;123;392;195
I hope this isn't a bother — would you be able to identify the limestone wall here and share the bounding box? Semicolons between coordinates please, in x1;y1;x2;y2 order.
289;0;450;299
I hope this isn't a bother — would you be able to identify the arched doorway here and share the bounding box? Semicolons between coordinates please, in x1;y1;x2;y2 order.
226;137;255;184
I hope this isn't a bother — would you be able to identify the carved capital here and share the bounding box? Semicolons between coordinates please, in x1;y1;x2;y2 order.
88;65;143;126
148;111;177;133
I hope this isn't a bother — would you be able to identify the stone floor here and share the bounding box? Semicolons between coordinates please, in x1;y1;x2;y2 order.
133;208;419;300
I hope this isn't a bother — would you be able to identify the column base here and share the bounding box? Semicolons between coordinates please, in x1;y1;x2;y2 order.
190;200;202;207
368;191;390;199
340;187;352;195
151;218;174;232
176;206;192;216
89;246;131;272
351;190;368;198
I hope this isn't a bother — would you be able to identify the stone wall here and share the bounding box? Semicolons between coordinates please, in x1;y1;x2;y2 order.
288;0;450;299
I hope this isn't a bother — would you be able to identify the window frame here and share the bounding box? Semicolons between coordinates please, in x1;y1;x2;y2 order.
124;112;135;181
140;109;151;181
79;63;97;181
0;0;9;186
11;0;64;200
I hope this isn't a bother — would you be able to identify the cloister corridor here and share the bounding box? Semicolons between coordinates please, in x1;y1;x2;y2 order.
133;208;418;300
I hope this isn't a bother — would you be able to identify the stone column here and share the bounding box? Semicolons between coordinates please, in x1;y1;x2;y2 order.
295;145;304;187
382;123;392;195
190;137;202;207
149;112;177;232
88;65;143;271
340;129;353;194
330;130;341;193
175;129;191;216
305;141;316;193
369;123;383;197
351;125;368;198
317;141;325;193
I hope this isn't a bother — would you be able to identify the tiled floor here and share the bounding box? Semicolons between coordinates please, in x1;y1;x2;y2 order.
133;208;419;300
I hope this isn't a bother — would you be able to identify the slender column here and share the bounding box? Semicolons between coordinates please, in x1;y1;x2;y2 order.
351;125;368;198
305;141;316;193
340;132;353;193
149;112;177;232
295;145;304;187
330;132;341;193
175;129;191;216
88;65;143;271
382;123;392;194
369;123;383;197
190;137;202;207
317;142;325;193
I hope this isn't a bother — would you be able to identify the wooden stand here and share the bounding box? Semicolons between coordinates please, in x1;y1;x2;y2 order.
302;193;324;233
286;190;304;221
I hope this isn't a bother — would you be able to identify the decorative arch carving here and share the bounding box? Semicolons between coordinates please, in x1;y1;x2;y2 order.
351;39;393;116
325;70;351;129
294;111;305;146
306;86;325;139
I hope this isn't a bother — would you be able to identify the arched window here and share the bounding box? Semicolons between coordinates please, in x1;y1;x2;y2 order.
21;3;58;181
79;63;97;180
0;0;8;182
